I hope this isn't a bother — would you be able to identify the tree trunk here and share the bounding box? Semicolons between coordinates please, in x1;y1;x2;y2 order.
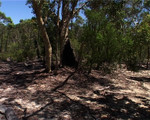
55;33;59;69
59;0;72;66
5;37;8;52
62;40;77;67
60;26;69;67
77;42;84;69
53;0;87;67
32;0;52;72
0;32;3;52
88;61;93;74
34;37;40;59
147;46;150;69
55;0;61;69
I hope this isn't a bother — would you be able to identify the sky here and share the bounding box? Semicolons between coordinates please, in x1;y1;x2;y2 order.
0;0;34;24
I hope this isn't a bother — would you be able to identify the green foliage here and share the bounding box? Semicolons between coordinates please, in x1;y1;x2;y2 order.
70;0;150;72
0;19;41;62
1;0;150;73
7;41;36;62
69;16;84;57
80;8;122;71
0;12;13;24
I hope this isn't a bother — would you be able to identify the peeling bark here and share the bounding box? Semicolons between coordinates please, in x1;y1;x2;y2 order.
32;0;52;72
58;0;87;66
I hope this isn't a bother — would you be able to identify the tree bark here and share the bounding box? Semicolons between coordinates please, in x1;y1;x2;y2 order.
60;23;69;66
0;32;3;52
147;46;150;69
55;0;61;69
77;42;84;69
5;35;8;52
34;37;40;59
59;0;81;66
32;0;52;72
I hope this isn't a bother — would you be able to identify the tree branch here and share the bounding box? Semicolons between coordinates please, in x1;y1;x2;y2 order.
39;0;44;9
57;0;61;27
72;1;88;18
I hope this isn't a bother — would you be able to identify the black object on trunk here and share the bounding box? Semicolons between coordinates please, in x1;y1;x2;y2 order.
62;40;78;67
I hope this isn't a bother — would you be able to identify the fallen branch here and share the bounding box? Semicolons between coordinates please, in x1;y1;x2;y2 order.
51;71;75;91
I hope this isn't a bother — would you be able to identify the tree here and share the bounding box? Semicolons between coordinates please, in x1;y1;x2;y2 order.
45;0;88;66
0;2;12;24
77;0;149;71
57;0;87;66
135;14;150;68
29;0;52;72
0;1;13;53
27;0;88;70
0;23;6;52
81;9;121;72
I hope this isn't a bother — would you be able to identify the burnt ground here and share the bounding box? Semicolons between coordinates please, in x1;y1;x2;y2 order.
0;60;150;120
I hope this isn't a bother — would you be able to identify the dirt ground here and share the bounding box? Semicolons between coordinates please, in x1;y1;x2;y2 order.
0;60;150;120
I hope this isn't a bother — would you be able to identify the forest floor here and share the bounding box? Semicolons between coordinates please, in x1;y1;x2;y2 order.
0;59;150;120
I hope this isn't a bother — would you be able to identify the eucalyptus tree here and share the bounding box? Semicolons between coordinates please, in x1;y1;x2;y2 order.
28;0;53;72
80;0;127;70
27;0;89;71
52;0;88;66
0;2;12;24
80;0;147;71
0;12;12;24
0;23;6;52
6;19;39;61
0;2;13;53
135;14;150;68
82;10;121;72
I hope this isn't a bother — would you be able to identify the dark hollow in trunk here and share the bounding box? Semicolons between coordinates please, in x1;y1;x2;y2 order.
62;40;78;67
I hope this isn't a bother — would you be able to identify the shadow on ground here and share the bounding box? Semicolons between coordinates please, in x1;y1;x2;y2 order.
21;72;150;120
130;77;150;82
22;90;150;120
0;60;47;89
0;60;150;120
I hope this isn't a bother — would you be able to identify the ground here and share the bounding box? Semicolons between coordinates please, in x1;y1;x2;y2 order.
0;60;150;120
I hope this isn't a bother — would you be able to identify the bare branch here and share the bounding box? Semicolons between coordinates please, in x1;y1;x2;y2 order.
70;0;78;18
72;1;89;18
57;0;61;27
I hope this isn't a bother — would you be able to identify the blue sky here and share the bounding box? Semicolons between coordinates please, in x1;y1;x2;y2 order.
0;0;34;24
